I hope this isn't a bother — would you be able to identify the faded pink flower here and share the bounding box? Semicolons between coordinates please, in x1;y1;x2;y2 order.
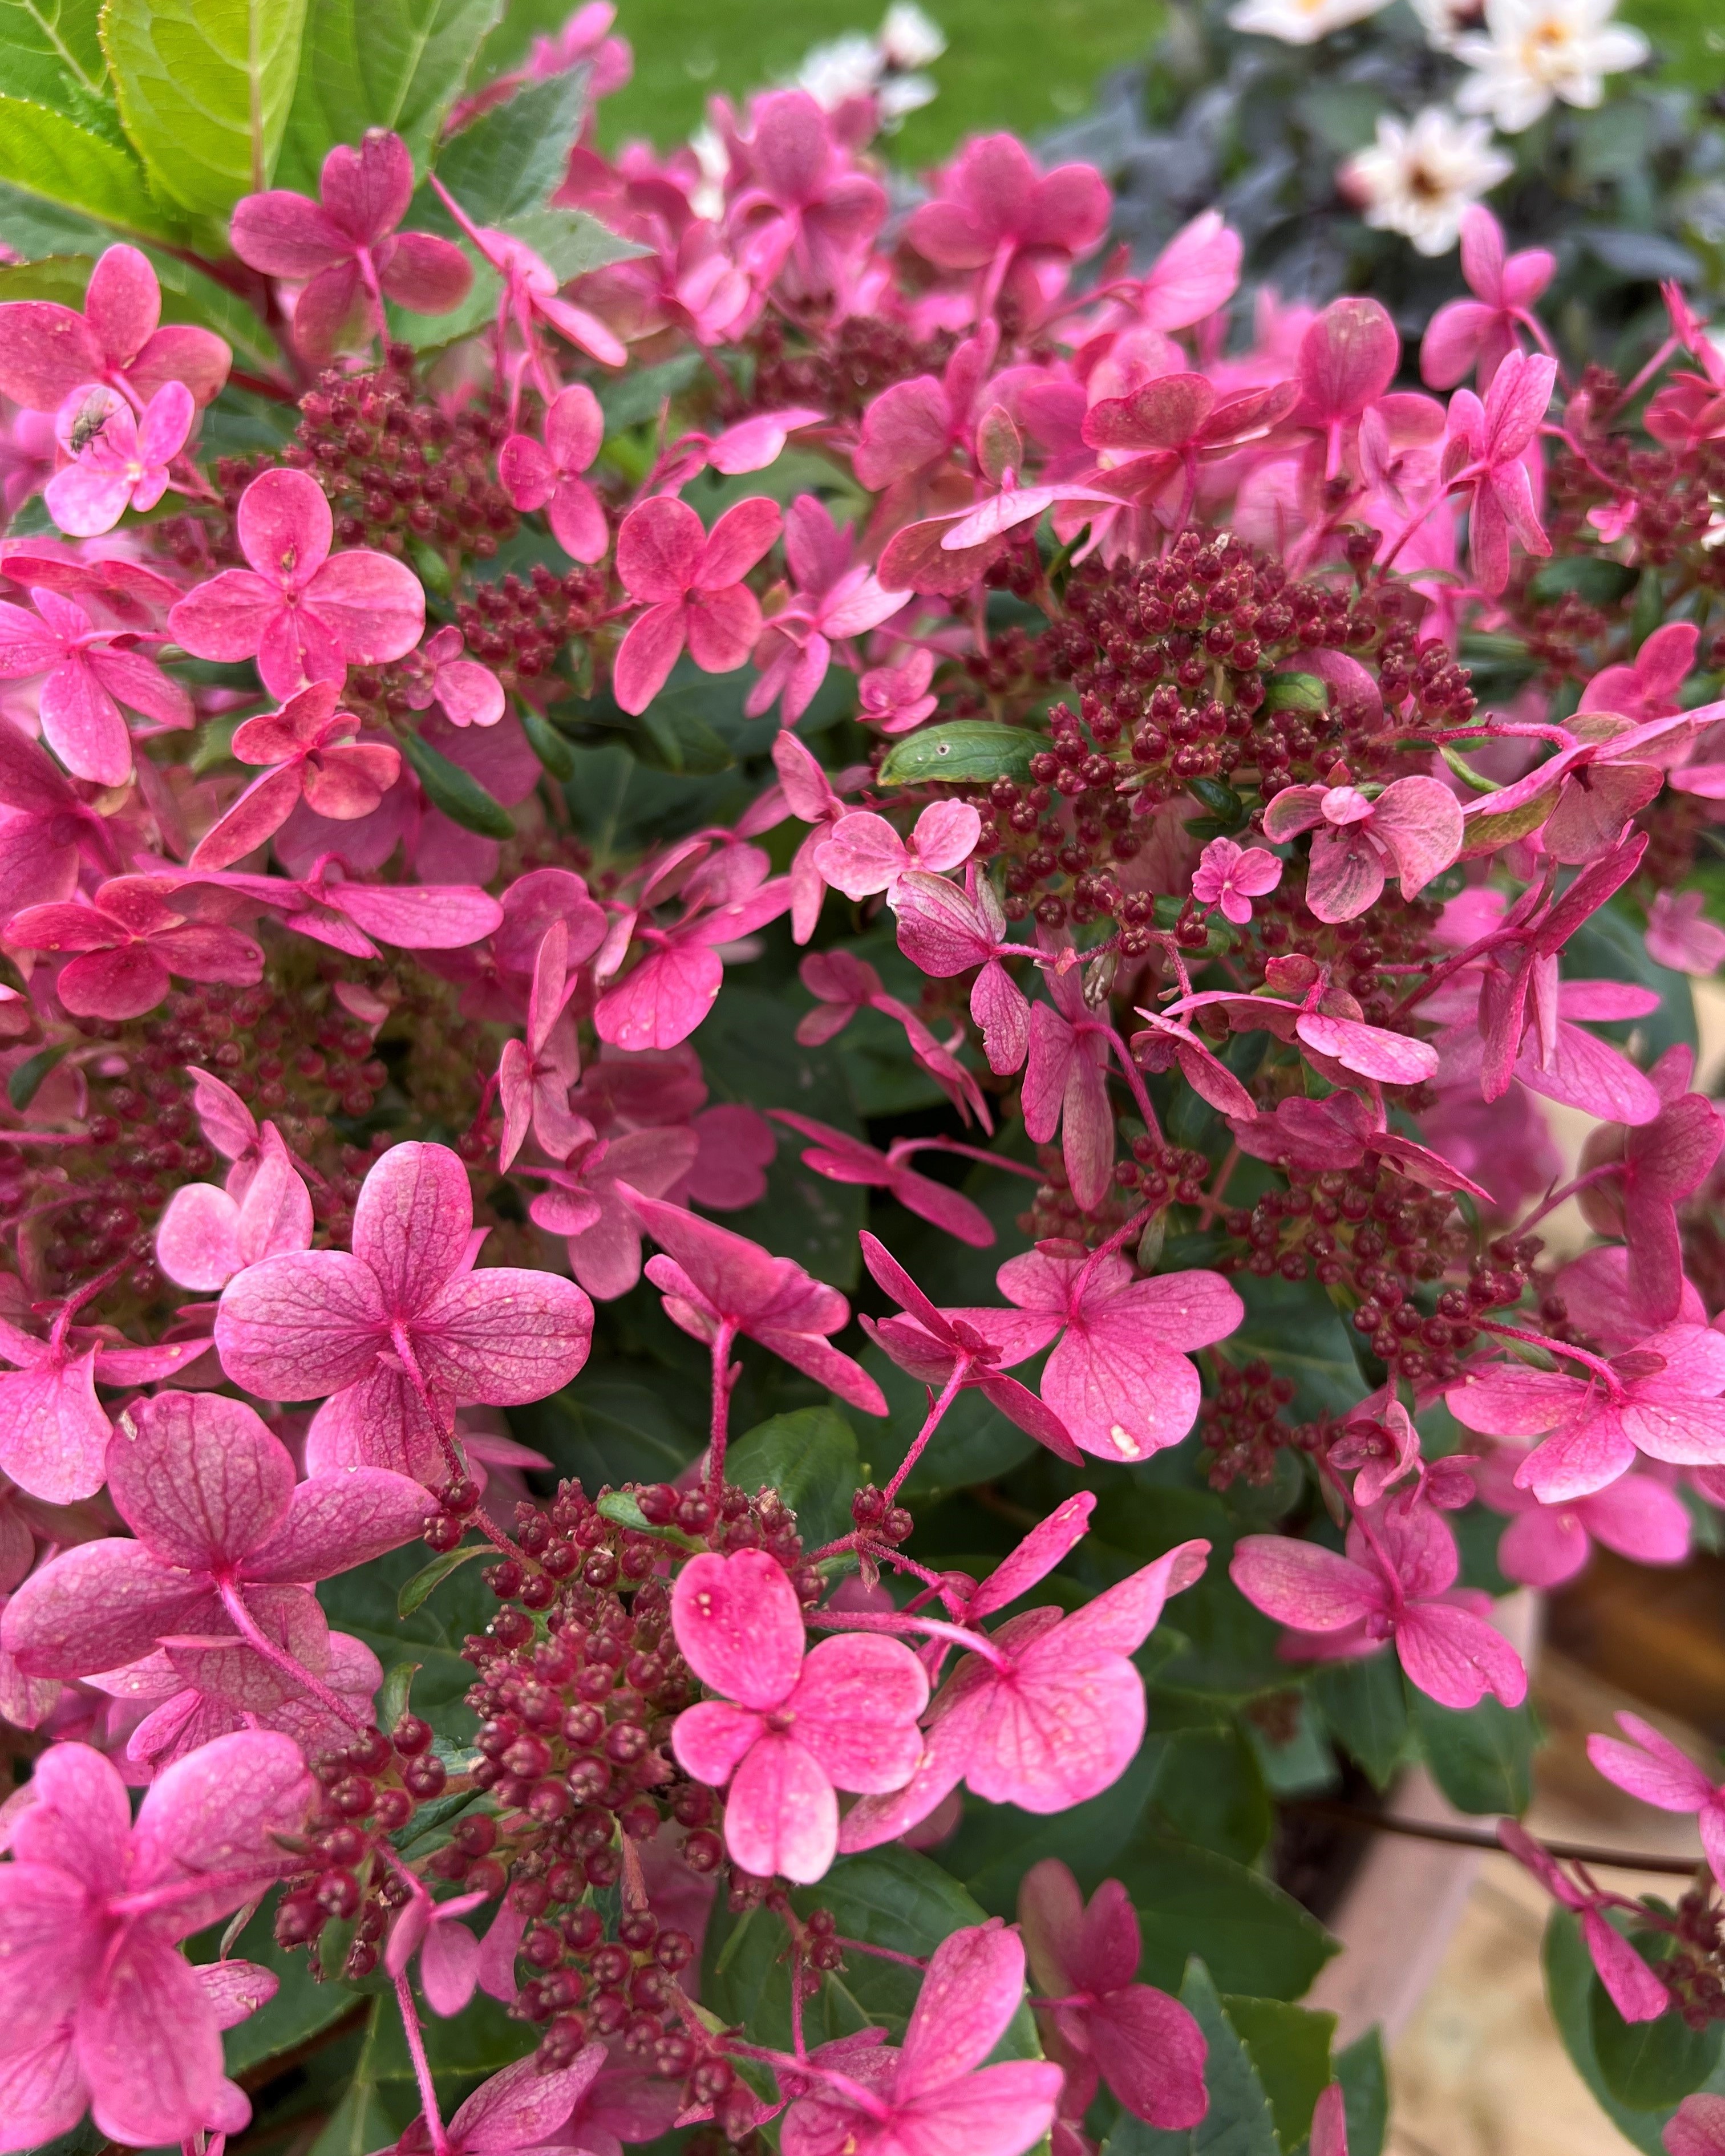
0;583;192;785
893;869;1031;1076
7;875;264;1019
1477;1445;1690;1588
908;133;1111;321
497;917;594;1169
746;494;905;723
214;1140;594;1481
725;91;888;302
626;1187;886;1414
386;1887;493;2017
232;131;472;361
0;244;230;415
780;1922;1063;2156
190;679;402;870
1329;1396;1426;1507
0;1734;309;2147
841;1539;1209;1844
1576;1047;1724;1327
167;467;425;699
857;649;938;733
770;1110;996;1246
613;495;782;714
1421;206;1556;391
397;625;507;730
0;718;118;917
44;380;193;537
1668;2094;1725;2156
1443;348;1556;594
815;800;981;902
499;384;609;564
1581;620;1698;731
1231;1501;1528;1711
1499;1813;1672;2022
1647;889;1725;977
1019;1858;1208;2131
390;2045;610;2155
1588;1713;1725;1889
430;174;627;379
1190;835;1282;923
594;843;790;1051
0;1307;204;1503
1022;966;1119;1209
155;1121;313;1292
671;1546;928;1881
1261;772;1462;922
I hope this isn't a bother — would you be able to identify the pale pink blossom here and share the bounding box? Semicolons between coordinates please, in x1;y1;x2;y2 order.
1262;772;1463;922
1443;348;1556;593
1189;835;1283;923
44;380;193;537
1499;1817;1670;2023
857;649;938;732
155;1122;313;1291
189;679;402;870
1647;889;1725;976
1588;1712;1725;1889
814;800;981;902
0;584;191;785
612;495;782;714
498;384;609;564
1422;205;1556;390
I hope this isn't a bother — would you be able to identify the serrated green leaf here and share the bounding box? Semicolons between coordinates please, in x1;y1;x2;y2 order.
1220;1993;1336;2150
395;1541;484;1617
0;94;185;240
278;0;501;189
726;1407;860;1551
400;727;515;836
426;68;583;222
500;203;642;280
1411;1688;1537;1816
0;0;111;121
101;0;309;217
878;720;1036;786
1184;1960;1281;2155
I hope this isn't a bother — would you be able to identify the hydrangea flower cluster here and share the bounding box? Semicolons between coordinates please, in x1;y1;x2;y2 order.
0;9;1720;2154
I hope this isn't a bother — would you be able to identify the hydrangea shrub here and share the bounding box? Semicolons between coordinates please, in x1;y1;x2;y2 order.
0;6;1723;2155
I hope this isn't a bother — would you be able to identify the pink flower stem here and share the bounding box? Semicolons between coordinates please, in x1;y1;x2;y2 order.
1511;1159;1621;1237
832;1934;927;1968
718;2035;894;2119
882;1360;969;1503
1107;1028;1164;1142
804;1603;1013;1672
707;1318;740;1495
395;1971;452;2156
898;1137;1046;1181
214;1575;370;1732
790;1944;808;2058
1195;1143;1241;1227
1475;1320;1626;1396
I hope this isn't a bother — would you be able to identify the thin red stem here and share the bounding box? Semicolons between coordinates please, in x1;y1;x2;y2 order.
395;1972;451;2156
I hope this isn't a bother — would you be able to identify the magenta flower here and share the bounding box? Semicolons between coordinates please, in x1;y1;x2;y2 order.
858;649;938;733
0;1733;310;2147
1018;1858;1208;2131
159;854;505;961
1422;206;1557;391
2;1387;428;1683
1669;2095;1725;2155
0;243;230;415
815;801;981;905
1497;1817;1672;2024
1445;1322;1725;1502
1646;889;1725;978
231;131;473;361
1477;1447;1690;1589
397;625;506;731
1443;349;1557;594
1588;1713;1725;1887
44;379;193;537
754;727;854;943
770;1110;996;1247
744;494;906;723
390;2046;609;2156
1230;1501;1528;1711
0;718;118;917
430;173;627;378
167;467;425;699
612;495;782;715
671;1546;928;1881
1261;773;1462;923
594;844;791;1051
626;1186;886;1414
781;1922;1063;2156
1022;968;1120;1209
841;1539;1208;1845
385;1887;493;2017
1162;979;1441;1088
499;383;609;564
1581;619;1698;730
1189;836;1282;924
7;874;264;1019
497;917;588;1168
190;679;402;870
725;90;888;301
1220;1087;1492;1201
527;1124;699;1300
0;583;192;785
216;1140;593;1481
0;1307;205;1503
987;1243;1244;1464
155;1121;313;1292
908;132;1111;320
893;869;1031;1076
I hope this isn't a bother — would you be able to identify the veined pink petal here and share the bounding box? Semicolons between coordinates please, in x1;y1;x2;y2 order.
1395;1599;1526;1709
107;1390;294;1570
214;1247;387;1400
788;1633;928;1790
1230;1537;1386;1630
672;1548;804;1709
900;1924;1028;2098
724;1732;837;1883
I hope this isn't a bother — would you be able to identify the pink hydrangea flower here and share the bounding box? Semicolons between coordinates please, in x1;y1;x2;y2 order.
0;243;230;415
231;131;473;361
1442;350;1556;594
190;679;402;870
44;380;193;537
497;917;592;1168
779;1922;1063;2156
0;583;192;785
1422;206;1557;391
214;1140;594;1481
0;1307;204;1503
1477;1445;1690;1588
499;384;609;564
1018;1858;1208;2131
857;649;938;732
671;1546;928;1881
7;874;264;1019
725;90;888;302
167;467;425;699
593;843;791;1051
1189;835;1282;923
770;1109;996;1246
388;2045;610;2156
1261;772;1462;923
815;800;981;902
155;1121;313;1292
1588;1712;1725;1888
744;494;906;723
0;718;119;917
430;174;627;379
0;1733;310;2147
527;1122;700;1300
1646;889;1725;977
612;495;782;714
1577;1047;1724;1327
893;870;1031;1076
908;133;1111;321
1668;2094;1725;2155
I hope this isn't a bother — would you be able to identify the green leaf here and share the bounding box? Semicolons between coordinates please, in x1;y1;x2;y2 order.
279;0;501;189
101;0;309;218
306;2003;410;2156
0;0;111;123
1591;1951;1721;2108
877;720;1036;787
400;728;515;837
376;1659;418;1729
0;95;185;240
1220;1995;1336;2151
1411;1689;1537;1816
520;704;577;780
1116;1831;1338;2001
1311;1655;1411;1791
426;68;583;222
1185;1961;1281;2155
371;1985;529;2078
319;1539;489;1738
1335;2029;1389;2156
596;1489;700;1547
8;1043;67;1109
395;1540;485;1617
1262;672;1327;712
1148;1723;1273;1866
726;1407;860;1551
509;1373;702;1487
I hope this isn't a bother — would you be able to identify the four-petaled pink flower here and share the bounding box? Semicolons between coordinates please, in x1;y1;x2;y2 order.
7;874;264;1019
0;1305;205;1503
1477;1444;1690;1589
780;1922;1063;2156
816;800;981;903
1497;1818;1670;2025
1422;206;1557;391
0;583;192;786
893;869;1031;1076
613;495;783;714
497;917;593;1168
0;243;230;415
908;132;1111;321
725;90;889;301
191;679;402;870
1190;835;1282;924
155;1121;314;1292
1231;1499;1528;1711
2;1387;428;1685
1262;771;1462;923
840;1538;1208;1844
398;625;507;730
671;1546;929;1881
526;1118;699;1299
1588;1712;1725;1890
1646;889;1725;978
45;380;193;537
770;1109;996;1247
168;467;425;699
231;130;473;361
746;494;906;722
1441;348;1557;594
1019;1858;1208;2131
858;649;938;733
625;1187;886;1413
498;384;609;564
214;1140;594;1481
0;1733;309;2148
594;842;791;1050
430;175;627;380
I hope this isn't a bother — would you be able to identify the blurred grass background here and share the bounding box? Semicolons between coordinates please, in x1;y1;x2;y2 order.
477;0;1723;163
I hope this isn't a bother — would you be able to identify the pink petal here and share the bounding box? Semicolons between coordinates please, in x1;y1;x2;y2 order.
1091;1984;1208;2128
351;1139;470;1312
0;1348;112;1501
237;467;332;586
594;938;721;1049
697;496;782;587
1230;1537;1384;1630
414;1266;594;1404
789;1633;929;1791
2;1538;212;1676
448;2050;606;2147
671;1548;805;1709
108;1389;293;1570
378;232;473;315
965;1642;1147;1812
685;582;762;674
724;1731;837;1883
1586;1715;1716;1811
1582;1906;1670;2024
214;1246;387;1400
1297;1011;1438;1084
673;1698;764;1785
302;549;425;666
420;1916;482;2017
39;654;132;786
166;567;284;663
617;496;704;600
970;1494;1096;1620
0;2028;87;2147
613;599;688;713
79;1930;224;2147
245;1466;431;1582
1394;1599;1526;1710
1669;2096;1725;2156
900;1923;1028;2098
230;190;351;278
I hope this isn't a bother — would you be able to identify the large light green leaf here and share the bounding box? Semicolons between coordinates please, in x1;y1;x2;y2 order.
0;94;185;239
0;0;113;123
422;67;581;222
101;0;309;217
278;0;499;188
